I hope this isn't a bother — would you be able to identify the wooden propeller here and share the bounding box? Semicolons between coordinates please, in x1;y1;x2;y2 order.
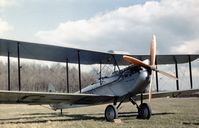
123;35;177;102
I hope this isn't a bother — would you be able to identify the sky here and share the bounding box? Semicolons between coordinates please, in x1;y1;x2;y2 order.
1;0;199;54
0;0;199;90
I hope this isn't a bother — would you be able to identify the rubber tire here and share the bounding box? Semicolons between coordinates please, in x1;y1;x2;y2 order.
137;103;152;119
105;105;118;121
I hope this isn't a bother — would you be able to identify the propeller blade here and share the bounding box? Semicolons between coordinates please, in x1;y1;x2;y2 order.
154;69;178;80
149;35;156;103
150;35;156;66
123;55;150;69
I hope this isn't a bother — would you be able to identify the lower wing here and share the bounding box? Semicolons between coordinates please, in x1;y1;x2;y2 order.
0;90;114;105
0;89;198;105
134;89;199;100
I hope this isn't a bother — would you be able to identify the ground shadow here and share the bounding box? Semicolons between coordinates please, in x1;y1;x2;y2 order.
152;112;175;116
0;111;175;124
0;113;104;124
183;122;199;126
20;112;61;116
118;111;175;118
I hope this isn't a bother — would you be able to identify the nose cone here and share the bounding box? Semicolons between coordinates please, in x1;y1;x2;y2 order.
130;70;150;95
137;69;150;81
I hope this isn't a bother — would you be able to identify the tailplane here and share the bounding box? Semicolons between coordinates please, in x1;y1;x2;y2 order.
48;83;59;111
48;83;56;92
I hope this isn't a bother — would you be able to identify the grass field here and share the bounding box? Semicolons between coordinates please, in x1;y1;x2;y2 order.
0;97;199;128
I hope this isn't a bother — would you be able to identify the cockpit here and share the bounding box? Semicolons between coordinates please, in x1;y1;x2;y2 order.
121;65;141;78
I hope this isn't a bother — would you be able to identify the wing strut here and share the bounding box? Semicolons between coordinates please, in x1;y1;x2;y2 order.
77;50;82;93
112;55;121;73
66;58;69;93
17;42;21;91
155;60;159;92
100;61;102;85
188;55;193;89
7;51;11;90
174;56;179;90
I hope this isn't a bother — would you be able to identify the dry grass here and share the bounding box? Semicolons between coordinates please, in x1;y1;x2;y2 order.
0;97;199;128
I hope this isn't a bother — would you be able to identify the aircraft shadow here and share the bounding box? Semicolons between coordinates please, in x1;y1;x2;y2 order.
0;112;175;124
20;112;62;116
118;111;175;118
183;122;199;126
0;113;104;124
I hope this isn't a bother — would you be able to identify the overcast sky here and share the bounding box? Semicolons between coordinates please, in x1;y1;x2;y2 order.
0;0;199;55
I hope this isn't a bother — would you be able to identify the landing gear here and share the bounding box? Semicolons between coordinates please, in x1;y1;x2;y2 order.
105;105;118;121
104;95;152;121
137;103;151;119
129;96;152;119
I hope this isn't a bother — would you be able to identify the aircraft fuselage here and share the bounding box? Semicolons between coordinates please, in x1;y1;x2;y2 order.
82;66;151;97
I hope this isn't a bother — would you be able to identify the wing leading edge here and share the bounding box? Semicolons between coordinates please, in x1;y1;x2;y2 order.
0;38;199;65
0;89;198;105
134;89;199;100
0;90;114;105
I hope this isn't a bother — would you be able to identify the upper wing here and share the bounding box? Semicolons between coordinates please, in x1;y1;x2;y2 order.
0;90;114;105
133;89;199;100
0;38;198;65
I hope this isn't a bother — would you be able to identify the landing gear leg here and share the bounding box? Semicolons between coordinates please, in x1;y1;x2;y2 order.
129;97;139;109
129;95;152;120
60;109;63;116
141;93;143;104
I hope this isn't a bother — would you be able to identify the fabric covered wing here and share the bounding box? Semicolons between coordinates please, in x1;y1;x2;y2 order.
0;90;114;105
0;89;198;105
0;39;198;65
133;89;199;100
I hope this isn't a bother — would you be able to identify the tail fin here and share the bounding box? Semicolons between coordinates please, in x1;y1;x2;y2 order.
48;83;56;92
48;83;58;111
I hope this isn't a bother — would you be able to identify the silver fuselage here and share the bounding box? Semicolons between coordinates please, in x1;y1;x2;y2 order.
82;66;151;97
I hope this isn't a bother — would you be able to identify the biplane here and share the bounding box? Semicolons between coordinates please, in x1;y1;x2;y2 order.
0;35;198;121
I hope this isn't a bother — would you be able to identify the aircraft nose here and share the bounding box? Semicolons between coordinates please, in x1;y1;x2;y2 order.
141;70;150;80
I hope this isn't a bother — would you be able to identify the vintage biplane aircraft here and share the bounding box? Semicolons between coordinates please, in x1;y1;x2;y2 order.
0;35;199;121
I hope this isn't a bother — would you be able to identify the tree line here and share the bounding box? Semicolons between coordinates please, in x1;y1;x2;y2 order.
0;61;101;93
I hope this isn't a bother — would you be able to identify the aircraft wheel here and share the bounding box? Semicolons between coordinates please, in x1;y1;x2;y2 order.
137;103;151;119
105;105;118;121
